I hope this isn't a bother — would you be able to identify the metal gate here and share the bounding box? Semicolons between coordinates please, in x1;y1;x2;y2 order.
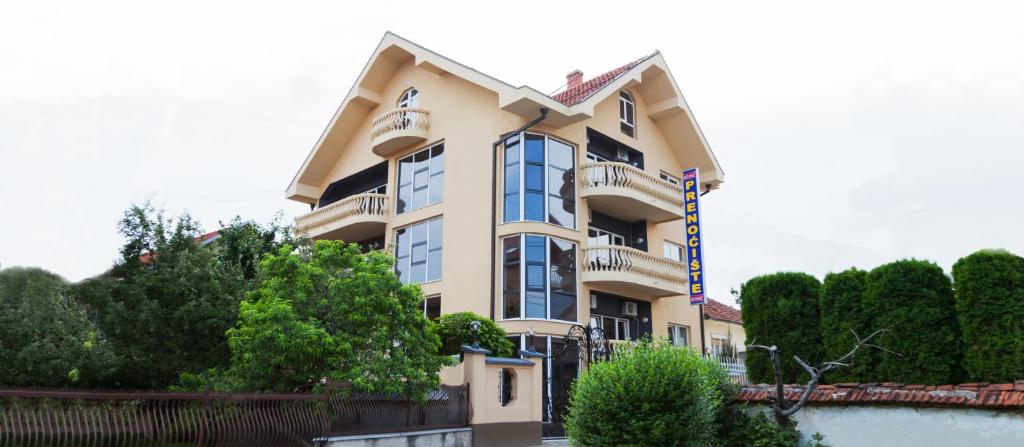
541;324;611;438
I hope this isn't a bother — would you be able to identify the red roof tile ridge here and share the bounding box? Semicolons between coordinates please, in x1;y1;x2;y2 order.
703;298;743;324
550;53;657;106
735;381;1024;409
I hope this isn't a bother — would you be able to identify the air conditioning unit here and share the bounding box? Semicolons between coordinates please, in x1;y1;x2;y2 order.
622;301;638;317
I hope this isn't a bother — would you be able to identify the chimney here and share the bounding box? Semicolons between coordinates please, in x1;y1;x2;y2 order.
566;70;583;89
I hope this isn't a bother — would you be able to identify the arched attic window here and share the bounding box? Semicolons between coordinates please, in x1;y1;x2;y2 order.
619;91;635;138
398;87;419;108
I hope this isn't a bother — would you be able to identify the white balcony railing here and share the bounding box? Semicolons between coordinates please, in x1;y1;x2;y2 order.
582;245;688;296
370;108;430;155
294;193;389;237
580;162;684;209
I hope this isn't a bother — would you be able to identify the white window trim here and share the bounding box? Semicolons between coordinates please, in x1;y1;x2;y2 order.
668;324;690;347
591;313;631;341
619;91;636;136
659;171;681;185
398;87;419;108
500;233;580;324
663;241;684;263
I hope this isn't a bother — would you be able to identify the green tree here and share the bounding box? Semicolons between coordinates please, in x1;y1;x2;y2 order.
72;202;252;388
214;215;295;280
952;249;1024;382
202;241;446;397
819;268;870;382
0;267;118;387
740;272;823;384
564;341;730;446
863;259;961;384
435;312;516;358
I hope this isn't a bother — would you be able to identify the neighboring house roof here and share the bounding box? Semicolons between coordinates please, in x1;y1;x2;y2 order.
703;298;743;325
550;54;657;106
137;231;221;264
286;32;725;204
737;382;1024;409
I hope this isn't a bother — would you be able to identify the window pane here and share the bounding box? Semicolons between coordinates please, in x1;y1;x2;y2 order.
525;164;544;191
397;257;409;283
428;248;442;281
414;169;429;188
503;237;521;319
547;196;575;229
549;238;576;294
526;265;544;288
526;290;546;318
411;243;426;263
548;140;574;169
430;144;445;172
395;228;410;257
411;261;426;284
397;184;411;213
399;156;413;185
414;149;429;171
525;192;544;221
525;236;545;263
550;292;575;322
525;134;544;162
429;173;444;204
428;218;443;249
504;163;519;194
412;187;427;210
425;296;441;321
504;194;519;222
505;143;519;164
603;317;616;338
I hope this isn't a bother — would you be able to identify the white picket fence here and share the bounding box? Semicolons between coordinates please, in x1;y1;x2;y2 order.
706;355;749;385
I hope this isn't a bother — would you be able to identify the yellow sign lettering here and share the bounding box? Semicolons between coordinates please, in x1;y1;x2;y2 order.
690;259;700;270
691;283;702;294
688;236;699;247
685;180;695;189
687;214;698;224
685;191;696;201
686;202;696;213
687;225;699;235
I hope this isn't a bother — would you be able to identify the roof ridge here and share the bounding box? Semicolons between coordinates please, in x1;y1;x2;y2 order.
550;52;658;106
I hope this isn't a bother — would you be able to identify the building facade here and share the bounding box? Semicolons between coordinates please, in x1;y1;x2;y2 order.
286;32;725;437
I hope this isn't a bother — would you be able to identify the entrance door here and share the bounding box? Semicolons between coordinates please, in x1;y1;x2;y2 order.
515;334;581;439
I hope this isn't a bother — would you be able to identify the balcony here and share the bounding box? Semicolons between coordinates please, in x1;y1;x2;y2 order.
370;108;430;156
582;245;688;298
294;193;390;241
579;162;684;223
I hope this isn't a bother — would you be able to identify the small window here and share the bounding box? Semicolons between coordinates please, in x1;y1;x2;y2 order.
619;91;635;137
659;171;681;186
669;325;690;347
398;87;419;108
591;314;630;341
423;295;441;321
499;368;516;406
663;242;684;263
364;184;386;195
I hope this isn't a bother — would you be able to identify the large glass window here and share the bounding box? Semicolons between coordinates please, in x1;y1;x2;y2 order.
395;217;443;284
502;234;577;321
503;133;576;229
397;143;444;214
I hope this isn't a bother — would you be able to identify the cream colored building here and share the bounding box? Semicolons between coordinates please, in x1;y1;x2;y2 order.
286;32;724;438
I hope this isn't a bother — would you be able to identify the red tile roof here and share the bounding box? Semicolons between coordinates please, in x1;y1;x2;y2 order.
704;298;743;325
138;231;221;264
550;53;657;106
736;382;1024;409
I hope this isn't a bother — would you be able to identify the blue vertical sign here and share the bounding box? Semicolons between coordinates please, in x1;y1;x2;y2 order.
682;168;706;305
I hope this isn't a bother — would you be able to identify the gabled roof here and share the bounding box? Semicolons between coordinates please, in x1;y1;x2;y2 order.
704;298;743;325
551;54;657;106
286;32;725;204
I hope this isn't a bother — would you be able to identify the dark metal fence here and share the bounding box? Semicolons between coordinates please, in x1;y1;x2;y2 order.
0;385;470;447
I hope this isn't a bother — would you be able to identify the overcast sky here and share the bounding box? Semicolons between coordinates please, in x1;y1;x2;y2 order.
2;0;1022;306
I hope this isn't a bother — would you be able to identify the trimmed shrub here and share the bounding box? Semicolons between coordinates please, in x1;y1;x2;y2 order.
740;273;823;384
564;341;730;446
953;249;1024;382
434;312;516;358
863;259;962;384
819;268;870;382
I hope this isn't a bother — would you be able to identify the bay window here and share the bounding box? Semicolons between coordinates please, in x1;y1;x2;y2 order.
503;133;576;229
502;234;577;321
395;217;443;284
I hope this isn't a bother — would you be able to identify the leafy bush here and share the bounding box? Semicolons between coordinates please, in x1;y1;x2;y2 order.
720;410;800;447
434;312;516;358
564;341;730;446
863;259;962;384
194;241;447;398
953;249;1024;382
0;267;118;387
740;272;823;383
819;268;870;382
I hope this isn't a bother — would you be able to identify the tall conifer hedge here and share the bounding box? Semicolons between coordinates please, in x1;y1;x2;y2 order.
740;272;822;384
862;259;962;384
952;249;1024;382
819;268;870;383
